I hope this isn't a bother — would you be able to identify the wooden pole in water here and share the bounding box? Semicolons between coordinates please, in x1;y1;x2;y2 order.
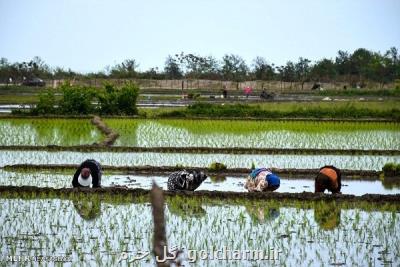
151;182;170;267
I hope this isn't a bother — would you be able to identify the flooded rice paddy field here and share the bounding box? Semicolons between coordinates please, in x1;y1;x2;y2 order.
0;169;400;196
1;150;398;170
105;119;400;150
0;118;102;146
0;118;399;150
0;196;399;266
0;117;399;266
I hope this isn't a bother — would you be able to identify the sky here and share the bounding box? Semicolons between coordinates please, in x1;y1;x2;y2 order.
0;0;399;73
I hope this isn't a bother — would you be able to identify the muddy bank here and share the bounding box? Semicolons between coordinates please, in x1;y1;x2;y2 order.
91;116;119;146
2;164;381;179
0;114;397;122
0;145;398;156
0;185;399;203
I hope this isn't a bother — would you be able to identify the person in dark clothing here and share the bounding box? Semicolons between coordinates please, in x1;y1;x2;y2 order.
222;85;228;99
167;169;207;191
315;165;341;194
260;88;274;99
72;159;102;188
222;89;228;99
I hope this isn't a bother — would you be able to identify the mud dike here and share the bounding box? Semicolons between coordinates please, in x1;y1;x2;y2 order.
0;185;399;203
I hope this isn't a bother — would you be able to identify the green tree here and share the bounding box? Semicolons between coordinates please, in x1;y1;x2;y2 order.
252;56;275;80
278;61;296;84
174;53;220;79
335;50;352;84
221;54;248;82
350;48;374;85
116;82;139;115
164;56;183;79
311;58;337;83
294;57;311;89
110;59;139;78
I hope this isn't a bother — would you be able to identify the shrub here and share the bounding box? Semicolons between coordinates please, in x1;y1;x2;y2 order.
161;102;400;120
98;84;119;115
187;93;201;99
208;162;227;171
32;90;56;115
59;83;96;115
116;82;139;115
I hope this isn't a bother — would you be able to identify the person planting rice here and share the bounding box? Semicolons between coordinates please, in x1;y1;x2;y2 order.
315;165;342;194
244;167;280;192
72;159;102;188
167;169;207;191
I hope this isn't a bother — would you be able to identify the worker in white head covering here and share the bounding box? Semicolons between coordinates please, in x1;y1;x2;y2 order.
72;159;102;188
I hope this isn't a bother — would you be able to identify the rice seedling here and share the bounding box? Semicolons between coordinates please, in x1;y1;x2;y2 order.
104;118;400;150
1;150;398;171
0;118;102;146
1;195;396;266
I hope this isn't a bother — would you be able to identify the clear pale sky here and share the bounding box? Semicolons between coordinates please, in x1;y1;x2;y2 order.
1;0;399;73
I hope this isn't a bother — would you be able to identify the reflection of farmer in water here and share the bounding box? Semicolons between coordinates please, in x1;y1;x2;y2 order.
314;202;341;230
167;169;207;191
315;165;341;194
244;167;280;192
73;199;102;220
72;159;102;188
168;200;206;219
245;205;280;223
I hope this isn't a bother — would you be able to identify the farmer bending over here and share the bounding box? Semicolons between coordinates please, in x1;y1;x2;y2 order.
167;169;207;191
72;159;102;188
245;167;280;192
315;165;341;194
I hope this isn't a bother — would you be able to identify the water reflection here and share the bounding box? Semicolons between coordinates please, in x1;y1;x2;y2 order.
245;205;280;223
72;198;102;221
381;177;400;189
167;200;206;219
209;175;227;183
314;202;341;230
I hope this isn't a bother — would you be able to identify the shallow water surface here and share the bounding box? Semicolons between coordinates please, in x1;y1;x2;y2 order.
0;198;398;266
1;170;399;196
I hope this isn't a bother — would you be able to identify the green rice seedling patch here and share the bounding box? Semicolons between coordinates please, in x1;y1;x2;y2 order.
1;150;398;170
0;118;102;146
104;119;400;150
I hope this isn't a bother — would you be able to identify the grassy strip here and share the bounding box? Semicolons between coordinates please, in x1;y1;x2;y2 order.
3;112;397;122
2;164;381;179
0;185;399;205
0;145;398;156
0;95;39;104
317;88;400;97
159;102;400;120
142;101;400;118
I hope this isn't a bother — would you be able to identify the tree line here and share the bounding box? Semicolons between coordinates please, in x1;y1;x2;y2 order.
1;47;399;87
